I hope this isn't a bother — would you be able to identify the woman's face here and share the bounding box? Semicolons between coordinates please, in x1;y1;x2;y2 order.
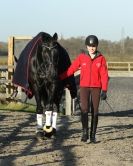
87;45;97;54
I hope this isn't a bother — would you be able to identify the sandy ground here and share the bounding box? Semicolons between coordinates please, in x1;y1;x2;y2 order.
0;78;133;166
0;110;132;166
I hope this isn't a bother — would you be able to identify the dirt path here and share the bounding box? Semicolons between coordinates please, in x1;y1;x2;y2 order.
0;110;132;166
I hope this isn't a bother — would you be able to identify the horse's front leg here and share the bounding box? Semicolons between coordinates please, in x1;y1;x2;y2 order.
50;83;64;133
50;89;63;136
44;103;58;137
43;85;58;136
51;103;58;136
33;84;44;134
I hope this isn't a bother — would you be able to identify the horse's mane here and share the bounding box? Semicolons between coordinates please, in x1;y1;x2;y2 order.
56;42;71;74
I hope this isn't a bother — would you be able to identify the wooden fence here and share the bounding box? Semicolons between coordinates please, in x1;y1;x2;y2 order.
108;62;133;77
107;62;133;71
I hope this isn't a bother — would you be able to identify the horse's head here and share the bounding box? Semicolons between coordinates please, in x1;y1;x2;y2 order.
38;33;60;81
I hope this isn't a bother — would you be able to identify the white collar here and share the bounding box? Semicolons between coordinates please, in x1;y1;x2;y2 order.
90;53;95;59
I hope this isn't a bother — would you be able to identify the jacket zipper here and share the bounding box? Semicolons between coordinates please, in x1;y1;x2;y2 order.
89;54;101;86
89;59;93;86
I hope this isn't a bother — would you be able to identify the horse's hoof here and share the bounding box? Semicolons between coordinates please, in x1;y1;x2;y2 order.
52;128;56;136
43;125;53;133
44;128;57;138
89;138;97;144
51;128;57;139
36;131;44;141
44;132;52;138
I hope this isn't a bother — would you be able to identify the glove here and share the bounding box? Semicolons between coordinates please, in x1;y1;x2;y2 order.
100;91;107;100
65;84;77;99
69;89;77;99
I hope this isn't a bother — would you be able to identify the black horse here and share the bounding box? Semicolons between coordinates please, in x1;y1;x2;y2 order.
13;32;77;139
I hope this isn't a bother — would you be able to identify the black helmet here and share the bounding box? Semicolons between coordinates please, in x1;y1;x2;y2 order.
85;35;99;46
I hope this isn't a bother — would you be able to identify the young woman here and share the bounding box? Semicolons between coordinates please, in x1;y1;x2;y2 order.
60;35;109;143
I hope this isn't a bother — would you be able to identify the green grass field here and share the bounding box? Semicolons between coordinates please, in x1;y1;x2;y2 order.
0;101;36;113
0;56;7;65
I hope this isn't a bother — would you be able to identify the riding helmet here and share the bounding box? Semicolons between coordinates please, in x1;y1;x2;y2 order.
85;35;99;46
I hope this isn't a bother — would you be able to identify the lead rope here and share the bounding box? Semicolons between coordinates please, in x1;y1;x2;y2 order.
103;99;123;125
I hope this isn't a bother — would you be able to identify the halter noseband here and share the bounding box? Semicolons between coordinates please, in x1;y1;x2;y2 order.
42;44;57;50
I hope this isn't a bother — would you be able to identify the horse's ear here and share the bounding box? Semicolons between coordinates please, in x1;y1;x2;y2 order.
53;33;58;41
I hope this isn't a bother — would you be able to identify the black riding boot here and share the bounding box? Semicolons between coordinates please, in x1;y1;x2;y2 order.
81;112;89;142
90;114;98;143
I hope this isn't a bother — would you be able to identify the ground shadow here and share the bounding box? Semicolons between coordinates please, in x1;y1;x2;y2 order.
0;111;82;166
98;109;133;141
99;109;133;117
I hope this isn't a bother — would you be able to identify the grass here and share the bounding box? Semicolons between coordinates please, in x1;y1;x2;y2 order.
0;56;8;65
0;102;66;115
106;54;133;62
0;102;36;113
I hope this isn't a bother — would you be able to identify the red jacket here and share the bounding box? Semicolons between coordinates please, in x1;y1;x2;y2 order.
60;52;109;91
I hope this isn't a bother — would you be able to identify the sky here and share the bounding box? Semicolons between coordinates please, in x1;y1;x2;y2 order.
0;0;133;42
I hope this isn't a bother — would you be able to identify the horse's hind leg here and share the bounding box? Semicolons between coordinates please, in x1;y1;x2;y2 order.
36;113;44;138
36;112;43;129
51;111;57;136
36;108;44;141
34;92;44;140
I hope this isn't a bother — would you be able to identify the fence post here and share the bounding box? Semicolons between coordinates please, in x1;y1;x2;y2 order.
7;37;14;95
128;63;130;72
72;98;76;115
65;88;71;115
5;71;9;96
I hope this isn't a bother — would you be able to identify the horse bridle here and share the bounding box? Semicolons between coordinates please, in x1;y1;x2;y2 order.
41;43;59;66
36;43;59;88
42;43;57;50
